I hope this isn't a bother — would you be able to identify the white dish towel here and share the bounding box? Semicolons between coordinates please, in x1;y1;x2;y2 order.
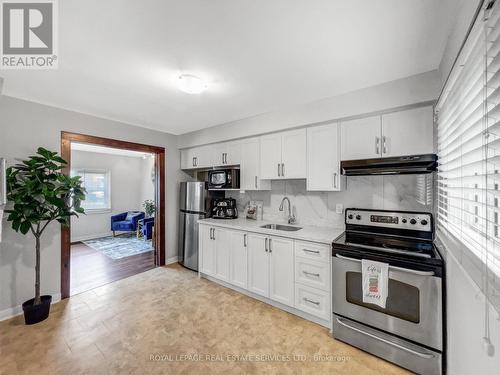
361;259;389;308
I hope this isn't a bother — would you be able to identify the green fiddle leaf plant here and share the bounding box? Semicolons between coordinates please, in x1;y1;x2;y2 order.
5;147;86;306
143;199;156;218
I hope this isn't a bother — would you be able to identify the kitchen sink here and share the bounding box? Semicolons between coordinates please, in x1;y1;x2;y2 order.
260;223;302;231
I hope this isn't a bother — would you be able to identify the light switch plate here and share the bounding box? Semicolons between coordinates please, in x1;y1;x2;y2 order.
336;203;343;214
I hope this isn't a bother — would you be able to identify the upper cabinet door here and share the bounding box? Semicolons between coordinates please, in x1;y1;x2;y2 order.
341;116;382;160
225;140;242;166
260;133;282;179
307;122;341;191
281;129;307;179
381;106;434;157
192;145;214;169
212;143;227;167
241;137;271;191
180;148;195;169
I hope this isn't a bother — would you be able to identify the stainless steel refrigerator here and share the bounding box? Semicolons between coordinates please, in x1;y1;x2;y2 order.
178;182;221;271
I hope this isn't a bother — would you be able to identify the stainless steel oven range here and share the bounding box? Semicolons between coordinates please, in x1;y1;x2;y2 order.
332;208;444;375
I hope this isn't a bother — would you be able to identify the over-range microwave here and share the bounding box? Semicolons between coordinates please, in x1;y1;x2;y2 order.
208;169;240;190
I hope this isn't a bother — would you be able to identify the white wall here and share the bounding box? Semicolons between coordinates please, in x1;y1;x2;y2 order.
70;150;155;242
178;70;440;148
436;1;500;373
0;95;183;319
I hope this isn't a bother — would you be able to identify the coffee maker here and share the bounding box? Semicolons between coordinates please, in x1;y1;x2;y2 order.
212;198;238;219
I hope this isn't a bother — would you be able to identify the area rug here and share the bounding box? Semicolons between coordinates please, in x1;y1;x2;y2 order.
83;233;153;260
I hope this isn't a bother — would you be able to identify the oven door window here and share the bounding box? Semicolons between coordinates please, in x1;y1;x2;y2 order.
345;272;420;323
210;172;227;185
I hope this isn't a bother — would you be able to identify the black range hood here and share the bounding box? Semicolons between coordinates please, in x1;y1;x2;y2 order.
341;154;438;176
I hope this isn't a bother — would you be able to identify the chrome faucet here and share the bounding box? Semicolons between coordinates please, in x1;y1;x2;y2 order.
279;197;296;224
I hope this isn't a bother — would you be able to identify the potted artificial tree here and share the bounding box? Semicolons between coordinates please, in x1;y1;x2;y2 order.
5;148;86;325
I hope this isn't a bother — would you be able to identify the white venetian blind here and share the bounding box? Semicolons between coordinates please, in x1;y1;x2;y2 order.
436;0;500;305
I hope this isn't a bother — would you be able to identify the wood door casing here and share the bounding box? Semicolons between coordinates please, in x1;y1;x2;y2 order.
60;131;166;299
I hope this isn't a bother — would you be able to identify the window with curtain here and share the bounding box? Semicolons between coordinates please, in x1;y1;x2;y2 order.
72;169;111;211
436;0;500;308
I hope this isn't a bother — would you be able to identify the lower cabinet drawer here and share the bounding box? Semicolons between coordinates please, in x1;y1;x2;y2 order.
295;258;330;292
294;284;330;321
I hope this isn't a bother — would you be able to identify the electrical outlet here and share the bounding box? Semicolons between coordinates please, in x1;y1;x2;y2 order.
336;203;343;214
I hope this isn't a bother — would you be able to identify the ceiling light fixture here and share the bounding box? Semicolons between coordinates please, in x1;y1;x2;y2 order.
178;74;207;94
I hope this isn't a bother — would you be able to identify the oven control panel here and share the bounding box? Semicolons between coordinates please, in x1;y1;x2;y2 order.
345;209;432;232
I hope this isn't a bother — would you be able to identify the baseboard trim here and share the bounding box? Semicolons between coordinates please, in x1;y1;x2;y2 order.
72;232;113;243
166;256;178;265
0;293;62;322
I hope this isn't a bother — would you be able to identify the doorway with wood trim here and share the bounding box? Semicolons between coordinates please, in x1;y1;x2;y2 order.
60;132;166;298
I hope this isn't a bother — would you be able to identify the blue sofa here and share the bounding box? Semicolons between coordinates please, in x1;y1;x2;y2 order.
142;217;155;240
111;211;145;236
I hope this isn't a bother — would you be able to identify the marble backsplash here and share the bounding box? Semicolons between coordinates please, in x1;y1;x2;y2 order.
228;175;433;228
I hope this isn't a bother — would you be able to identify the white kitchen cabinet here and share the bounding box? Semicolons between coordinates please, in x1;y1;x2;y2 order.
212;140;242;167
340;106;434;161
268;236;295;306
260;129;306;179
229;231;248;289
381;106;434;157
341;115;381;161
240;137;271;190
180;145;213;169
281;129;307;179
214;228;231;281
294;284;330;321
260;133;282;179
200;225;216;276
307;122;342;191
247;233;270;297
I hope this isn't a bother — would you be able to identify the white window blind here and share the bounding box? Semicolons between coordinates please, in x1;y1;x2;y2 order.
436;0;500;307
72;170;111;211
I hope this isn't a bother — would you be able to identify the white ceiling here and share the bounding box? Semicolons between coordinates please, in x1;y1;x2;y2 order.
0;0;456;135
72;143;154;158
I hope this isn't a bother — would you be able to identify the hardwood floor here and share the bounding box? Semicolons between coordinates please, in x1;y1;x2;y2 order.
70;242;155;296
1;264;411;375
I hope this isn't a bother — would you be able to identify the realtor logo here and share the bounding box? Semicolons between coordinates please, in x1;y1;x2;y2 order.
1;0;58;69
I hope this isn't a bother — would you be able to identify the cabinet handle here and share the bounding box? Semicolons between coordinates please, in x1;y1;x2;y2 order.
222;153;225;164
192;157;196;167
375;137;380;155
244;234;247;247
269;238;272;253
303;271;320;277
303;249;320;254
382;136;387;154
277;163;281;177
265;238;268;252
209;228;213;240
333;172;337;188
255;176;258;189
213;228;216;240
304;297;320;306
281;163;285;177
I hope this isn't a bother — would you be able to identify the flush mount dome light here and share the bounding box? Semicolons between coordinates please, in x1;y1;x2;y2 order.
178;74;207;94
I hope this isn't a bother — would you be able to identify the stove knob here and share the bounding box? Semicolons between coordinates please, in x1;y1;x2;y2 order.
410;218;417;225
421;219;428;226
402;218;407;224
356;215;362;220
348;214;354;220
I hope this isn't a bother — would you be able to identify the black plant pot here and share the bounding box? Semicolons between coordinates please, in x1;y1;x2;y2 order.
22;295;52;325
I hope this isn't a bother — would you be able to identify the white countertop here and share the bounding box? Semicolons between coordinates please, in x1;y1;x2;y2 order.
198;217;344;245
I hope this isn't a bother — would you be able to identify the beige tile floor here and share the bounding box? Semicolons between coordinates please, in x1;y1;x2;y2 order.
0;264;412;374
